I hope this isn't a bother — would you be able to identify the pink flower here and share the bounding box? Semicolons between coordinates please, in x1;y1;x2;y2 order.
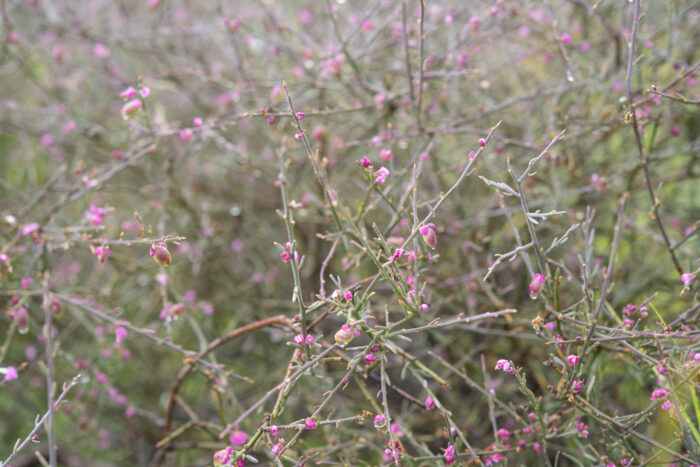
360;156;372;168
229;430;248;445
478;138;486;147
572;379;584;392
296;112;304;120
365;353;378;363
93;43;110;58
391;248;405;262
581;42;591;52
344;290;353;301
3;366;18;382
533;442;542;455
561;33;571;44
193;117;203;127
179;129;193;140
470;16;480;29
379;149;392;160
270;425;278;438
681;273;694;288
21;222;40;236
444;445;456;465
115;327;127;345
495;359;512;373
120;86;136;99
139;87;151;98
20;277;34;289
293;334;304;345
496;428;510;440
373;414;386;428
305;417;317;430
657;364;667;376
661;400;672;411
419;223;437;249
121;99;142;119
213;447;234;467
567;355;579;367
305;334;314;345
650;388;668;400
670;125;680;136
375;167;390;184
294;133;303;140
529;274;547;299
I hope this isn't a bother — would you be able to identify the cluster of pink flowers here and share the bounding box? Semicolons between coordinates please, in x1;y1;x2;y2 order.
84;204;106;225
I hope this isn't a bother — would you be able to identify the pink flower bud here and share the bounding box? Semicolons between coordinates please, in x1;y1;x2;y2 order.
425;396;436;410
120;86;136;99
344;290;353;301
360;156;372;168
529;274;546;299
373;414;386;428
229;430;247;445
478;138;486;147
681;273;693;288
650;388;668;400
270;425;278;438
567;355;579;366
193;117;203;127
365;353;378;363
379;149;392;160
495;359;511;372
179;129;193;140
296;112;304;120
139;87;151;98
496;428;510;440
121;99;142;119
419;223;437;249
305;417;317;430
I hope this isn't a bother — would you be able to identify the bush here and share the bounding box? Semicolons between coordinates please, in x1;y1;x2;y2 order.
1;1;698;466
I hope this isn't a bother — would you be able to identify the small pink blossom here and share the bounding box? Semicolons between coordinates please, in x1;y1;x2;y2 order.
344;290;353;301
375;166;390;184
365;353;378;363
193;117;203;127
20;277;34;289
561;33;571;44
661;399;672;411
121;99;142;118
360;156;372;168
495;359;512;373
567;355;579;367
425;396;436;410
115;327;127;345
3;366;18;382
179;129;193;140
120;86;136;99
444;445;456;465
139;87;151;98
379;149;392;160
529;274;547;299
496;428;510;440
229;430;247;445
305;417;317;430
650;388;668;400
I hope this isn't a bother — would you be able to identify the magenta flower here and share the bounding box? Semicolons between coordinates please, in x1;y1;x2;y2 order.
444;445;456;465
365;353;378;363
478;137;486;147
567;355;579;367
296;112;304;120
193;117;203;127
425;396;436;410
681;273;694;288
120;86;136;99
360;156;372;168
179;129;193;140
115;327;127;345
229;430;247;445
3;366;18;382
373;414;386;428
269;425;278;438
305;417;317;430
139;87;151;98
650;388;668;400
496;428;510;440
344;289;353;301
379;149;392;160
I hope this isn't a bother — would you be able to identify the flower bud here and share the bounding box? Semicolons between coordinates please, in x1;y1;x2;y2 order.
121;99;142;119
334;324;354;346
419;223;437;249
13;307;29;334
150;242;172;267
373;414;386;428
528;273;546;299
